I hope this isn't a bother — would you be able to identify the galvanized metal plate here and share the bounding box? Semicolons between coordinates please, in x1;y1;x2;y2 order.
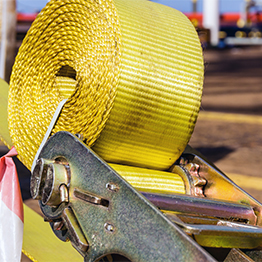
38;131;216;262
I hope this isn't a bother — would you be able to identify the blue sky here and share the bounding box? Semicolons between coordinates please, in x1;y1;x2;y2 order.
17;0;245;14
152;0;244;13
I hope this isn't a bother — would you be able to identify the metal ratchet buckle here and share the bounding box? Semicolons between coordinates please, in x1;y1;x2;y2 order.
30;131;262;262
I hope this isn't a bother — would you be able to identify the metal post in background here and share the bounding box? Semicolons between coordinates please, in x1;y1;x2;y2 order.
192;0;198;13
0;0;16;82
203;0;220;46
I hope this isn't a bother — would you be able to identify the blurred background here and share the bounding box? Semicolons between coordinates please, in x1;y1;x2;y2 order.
1;0;262;203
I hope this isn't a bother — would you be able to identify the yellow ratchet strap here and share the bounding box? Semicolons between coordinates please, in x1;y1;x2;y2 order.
2;78;186;260
5;0;204;260
111;163;185;195
9;0;204;171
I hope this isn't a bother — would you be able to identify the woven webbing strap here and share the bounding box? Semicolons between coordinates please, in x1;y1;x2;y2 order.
9;0;203;171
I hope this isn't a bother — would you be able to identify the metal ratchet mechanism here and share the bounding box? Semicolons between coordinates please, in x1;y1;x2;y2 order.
30;131;262;262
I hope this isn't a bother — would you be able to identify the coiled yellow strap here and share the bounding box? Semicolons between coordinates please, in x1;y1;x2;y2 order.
7;1;203;259
9;0;203;171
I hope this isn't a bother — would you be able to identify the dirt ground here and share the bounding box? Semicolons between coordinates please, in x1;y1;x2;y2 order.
201;46;262;115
